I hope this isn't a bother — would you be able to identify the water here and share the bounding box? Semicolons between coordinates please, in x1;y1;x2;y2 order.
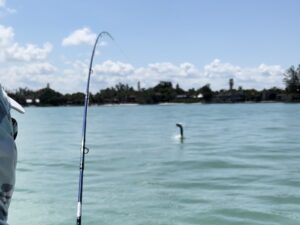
8;103;300;225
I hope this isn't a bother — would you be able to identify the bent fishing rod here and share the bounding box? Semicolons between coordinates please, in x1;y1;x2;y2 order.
76;31;113;225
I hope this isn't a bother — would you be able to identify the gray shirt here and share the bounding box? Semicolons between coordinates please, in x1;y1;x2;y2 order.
0;91;17;225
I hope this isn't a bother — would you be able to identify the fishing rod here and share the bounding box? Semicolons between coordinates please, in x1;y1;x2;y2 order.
76;31;113;225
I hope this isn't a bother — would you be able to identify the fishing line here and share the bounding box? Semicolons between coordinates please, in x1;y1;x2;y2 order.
111;38;135;65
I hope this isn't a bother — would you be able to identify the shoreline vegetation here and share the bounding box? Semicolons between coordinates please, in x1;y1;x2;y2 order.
7;64;300;106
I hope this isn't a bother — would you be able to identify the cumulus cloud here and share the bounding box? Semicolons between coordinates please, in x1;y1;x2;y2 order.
4;42;53;62
0;62;57;89
93;60;135;75
204;59;240;78
0;57;285;93
0;23;55;90
0;24;52;62
0;24;285;93
47;59;282;93
62;27;96;46
0;25;14;47
203;59;284;89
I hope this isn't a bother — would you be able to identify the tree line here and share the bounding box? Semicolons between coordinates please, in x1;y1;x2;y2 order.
7;64;300;106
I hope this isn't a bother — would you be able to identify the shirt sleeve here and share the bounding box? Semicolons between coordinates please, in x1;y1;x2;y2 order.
0;98;17;225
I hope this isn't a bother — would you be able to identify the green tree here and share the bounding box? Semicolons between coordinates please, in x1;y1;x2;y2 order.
65;92;85;105
153;81;176;102
175;83;185;95
36;87;66;105
198;84;213;102
284;65;300;93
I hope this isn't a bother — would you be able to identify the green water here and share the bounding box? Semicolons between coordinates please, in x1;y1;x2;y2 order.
9;103;300;225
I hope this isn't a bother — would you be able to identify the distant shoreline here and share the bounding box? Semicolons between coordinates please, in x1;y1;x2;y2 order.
8;78;300;107
21;100;300;108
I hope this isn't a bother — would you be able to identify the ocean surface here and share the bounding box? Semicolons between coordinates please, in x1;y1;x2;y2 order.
8;103;300;225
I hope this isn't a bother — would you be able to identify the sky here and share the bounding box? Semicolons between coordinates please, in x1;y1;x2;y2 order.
1;0;300;93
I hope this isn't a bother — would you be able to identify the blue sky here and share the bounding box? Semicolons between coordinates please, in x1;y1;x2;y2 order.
1;0;300;92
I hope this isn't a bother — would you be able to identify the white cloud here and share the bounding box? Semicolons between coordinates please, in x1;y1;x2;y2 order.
62;27;96;46
0;24;286;93
0;62;57;90
45;59;282;93
0;23;55;91
0;0;16;16
93;60;135;76
203;59;284;89
0;25;14;47
0;0;5;8
0;24;52;63
0;25;285;95
4;42;53;62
